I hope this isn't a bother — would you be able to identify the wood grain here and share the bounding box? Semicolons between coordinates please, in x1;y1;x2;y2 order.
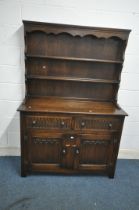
18;20;130;178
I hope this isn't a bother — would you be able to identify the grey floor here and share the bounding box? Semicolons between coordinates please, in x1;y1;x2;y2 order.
0;157;139;210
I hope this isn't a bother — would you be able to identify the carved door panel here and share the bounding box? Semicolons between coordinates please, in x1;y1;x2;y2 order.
29;131;62;165
61;134;80;169
79;134;116;167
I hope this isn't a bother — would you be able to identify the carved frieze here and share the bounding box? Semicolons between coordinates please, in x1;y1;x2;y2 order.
33;137;59;144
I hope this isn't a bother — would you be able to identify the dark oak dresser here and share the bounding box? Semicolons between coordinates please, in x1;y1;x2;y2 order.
18;20;131;178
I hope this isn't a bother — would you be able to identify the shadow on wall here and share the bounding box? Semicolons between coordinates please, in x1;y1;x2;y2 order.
0;25;25;155
0;112;21;155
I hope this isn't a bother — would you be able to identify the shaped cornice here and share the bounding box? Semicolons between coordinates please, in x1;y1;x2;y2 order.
24;22;130;41
25;30;125;42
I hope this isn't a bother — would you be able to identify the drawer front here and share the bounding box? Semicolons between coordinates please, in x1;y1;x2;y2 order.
26;116;72;130
75;116;123;131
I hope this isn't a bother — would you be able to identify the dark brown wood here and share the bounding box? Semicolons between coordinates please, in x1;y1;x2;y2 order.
18;98;127;115
18;20;130;178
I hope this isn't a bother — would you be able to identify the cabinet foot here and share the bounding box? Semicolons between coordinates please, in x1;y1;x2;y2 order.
108;173;114;178
21;170;27;177
108;169;115;178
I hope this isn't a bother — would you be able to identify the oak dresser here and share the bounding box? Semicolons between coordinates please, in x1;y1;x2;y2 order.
18;20;130;178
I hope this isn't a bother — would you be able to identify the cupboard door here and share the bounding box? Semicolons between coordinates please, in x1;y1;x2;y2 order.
79;133;116;168
61;134;80;169
29;131;62;165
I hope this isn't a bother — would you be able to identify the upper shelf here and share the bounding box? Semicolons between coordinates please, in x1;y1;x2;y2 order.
26;75;119;84
25;54;123;64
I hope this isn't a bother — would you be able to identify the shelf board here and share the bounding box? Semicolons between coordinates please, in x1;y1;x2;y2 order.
25;54;123;64
26;75;119;84
18;97;128;116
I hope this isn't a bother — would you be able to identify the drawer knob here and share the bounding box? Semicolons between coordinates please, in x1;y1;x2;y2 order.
42;65;47;70
108;123;112;129
75;149;80;154
70;136;74;140
32;120;36;125
61;121;65;126
62;149;66;154
81;121;85;127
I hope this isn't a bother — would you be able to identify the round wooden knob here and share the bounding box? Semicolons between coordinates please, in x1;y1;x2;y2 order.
81;121;85;127
76;149;80;154
42;65;47;70
62;149;66;154
32;120;36;125
61;121;65;126
108;123;112;129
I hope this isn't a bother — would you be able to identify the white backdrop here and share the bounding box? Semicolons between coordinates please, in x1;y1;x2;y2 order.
0;0;139;157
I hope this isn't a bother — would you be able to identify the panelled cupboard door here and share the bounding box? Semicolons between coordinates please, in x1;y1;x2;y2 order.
61;134;80;169
28;131;81;170
28;131;62;166
79;134;117;170
27;131;118;172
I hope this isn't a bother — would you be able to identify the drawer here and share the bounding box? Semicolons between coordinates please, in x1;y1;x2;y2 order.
75;116;123;131
26;116;72;130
